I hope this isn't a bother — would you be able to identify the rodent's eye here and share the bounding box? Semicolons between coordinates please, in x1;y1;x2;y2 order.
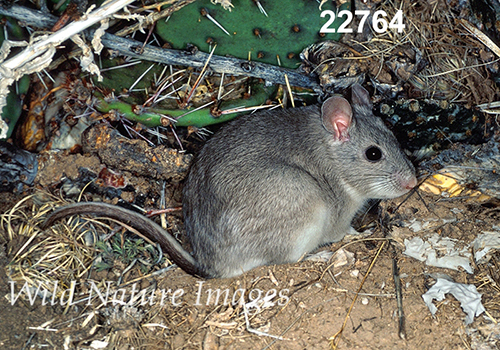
365;146;383;162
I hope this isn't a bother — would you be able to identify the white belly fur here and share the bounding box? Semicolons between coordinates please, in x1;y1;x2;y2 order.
291;205;331;261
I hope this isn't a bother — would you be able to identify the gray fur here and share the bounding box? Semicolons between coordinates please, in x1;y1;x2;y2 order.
183;84;416;278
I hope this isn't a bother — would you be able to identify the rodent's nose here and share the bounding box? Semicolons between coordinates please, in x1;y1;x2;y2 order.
405;176;418;190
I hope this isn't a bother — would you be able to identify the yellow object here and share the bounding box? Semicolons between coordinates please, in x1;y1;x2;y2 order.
420;172;483;198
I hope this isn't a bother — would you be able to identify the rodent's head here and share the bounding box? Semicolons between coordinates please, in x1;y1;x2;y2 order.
321;84;417;200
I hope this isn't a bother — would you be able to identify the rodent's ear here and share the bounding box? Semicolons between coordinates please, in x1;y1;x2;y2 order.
321;96;353;142
351;84;372;108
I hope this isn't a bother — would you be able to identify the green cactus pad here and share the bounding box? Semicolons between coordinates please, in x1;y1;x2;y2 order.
95;82;277;128
156;0;349;69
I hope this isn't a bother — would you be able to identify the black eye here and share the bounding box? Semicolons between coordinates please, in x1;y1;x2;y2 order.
365;146;383;162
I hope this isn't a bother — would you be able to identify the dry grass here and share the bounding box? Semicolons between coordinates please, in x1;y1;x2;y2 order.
378;0;500;105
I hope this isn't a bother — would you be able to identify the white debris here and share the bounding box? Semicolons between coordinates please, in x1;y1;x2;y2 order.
329;248;355;268
403;234;473;273
210;0;234;11
422;278;485;325
472;231;500;262
90;340;109;349
405;218;456;232
407;218;433;232
306;248;354;268
0;117;8;139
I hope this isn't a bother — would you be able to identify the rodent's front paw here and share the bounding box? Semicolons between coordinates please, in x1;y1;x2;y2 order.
344;227;373;240
348;226;359;236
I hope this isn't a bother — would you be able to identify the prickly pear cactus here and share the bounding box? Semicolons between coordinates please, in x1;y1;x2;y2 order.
156;0;349;69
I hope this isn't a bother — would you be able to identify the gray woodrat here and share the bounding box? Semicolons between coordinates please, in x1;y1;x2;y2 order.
43;84;417;279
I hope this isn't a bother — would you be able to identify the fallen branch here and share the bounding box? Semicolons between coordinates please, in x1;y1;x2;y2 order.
99;33;320;89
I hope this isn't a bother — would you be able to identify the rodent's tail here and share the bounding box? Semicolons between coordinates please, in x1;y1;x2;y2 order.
41;202;201;277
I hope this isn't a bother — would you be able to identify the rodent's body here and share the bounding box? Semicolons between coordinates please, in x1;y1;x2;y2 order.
43;85;417;279
183;106;362;277
183;92;415;278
